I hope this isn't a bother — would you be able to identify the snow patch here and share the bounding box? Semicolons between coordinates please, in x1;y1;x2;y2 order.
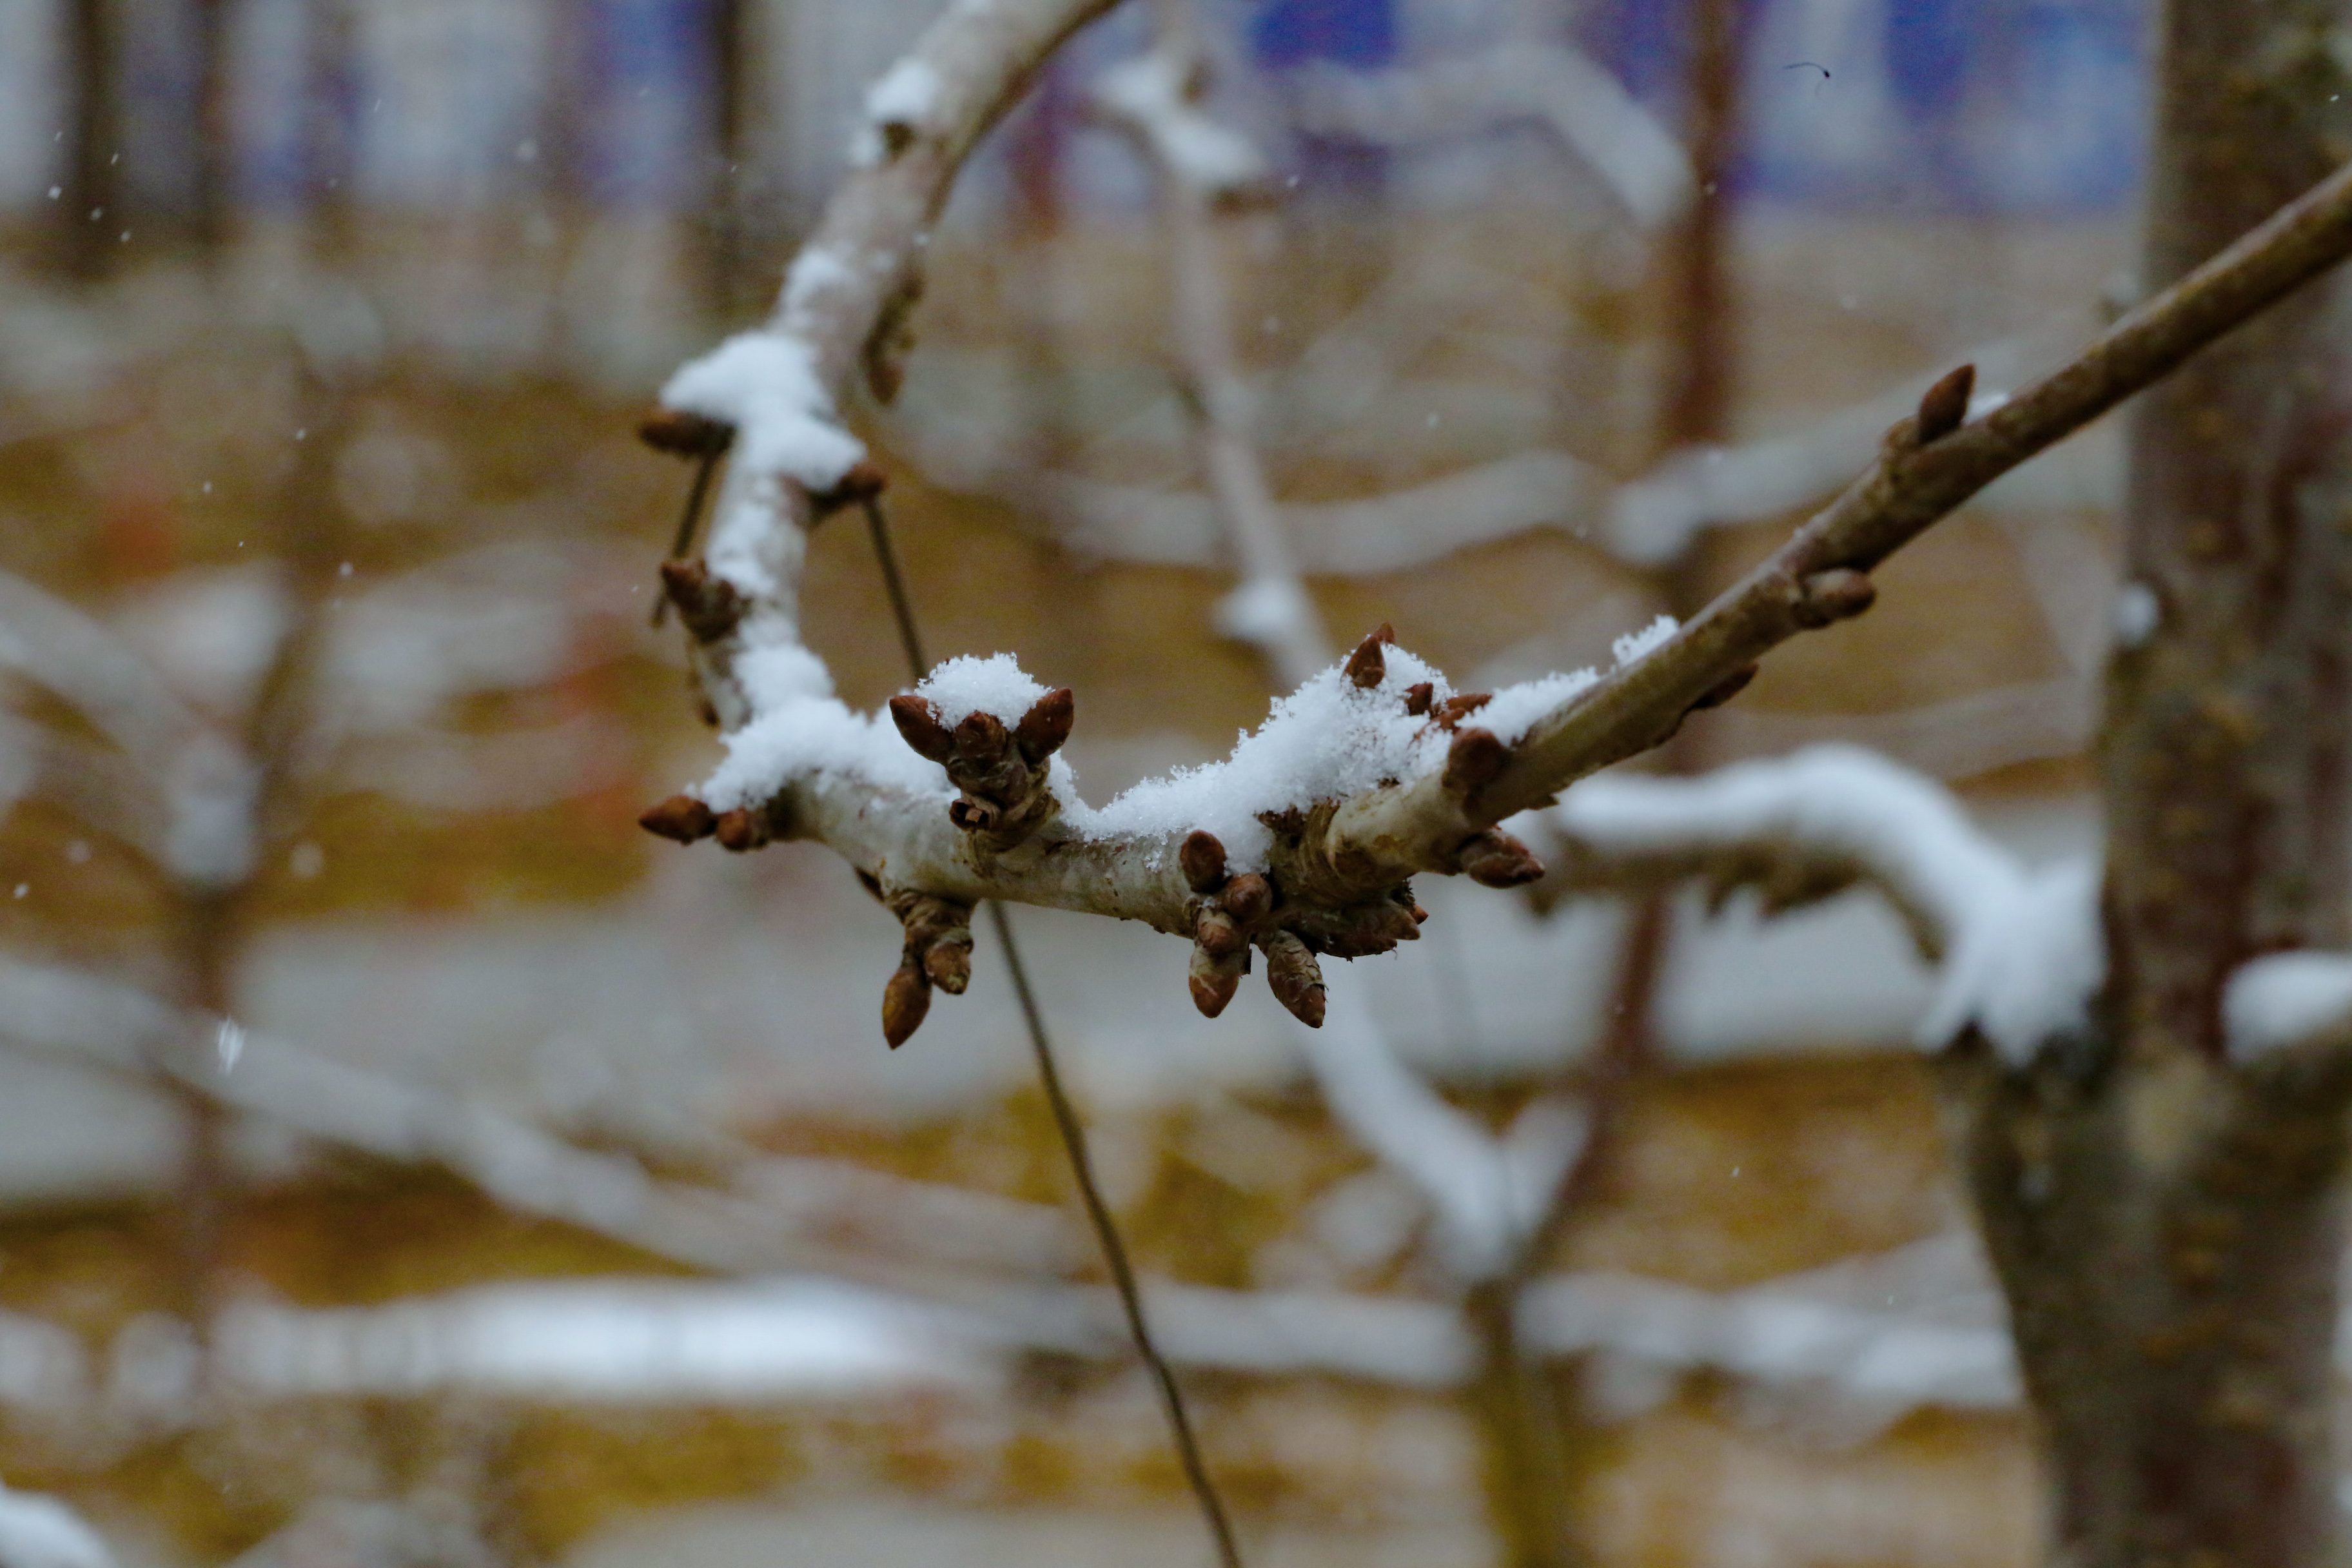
866;58;941;132
699;696;947;812
2224;951;2352;1061
0;1485;113;1568
659;331;865;493
779;246;859;334
1476;667;1600;745
915;654;1050;728
1094;51;1270;197
2113;581;2159;649
1611;613;1678;667
1213;577;1313;649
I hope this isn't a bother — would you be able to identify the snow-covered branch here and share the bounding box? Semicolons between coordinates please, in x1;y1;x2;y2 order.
646;21;2352;1046
1288;44;1693;231
1551;745;2101;1064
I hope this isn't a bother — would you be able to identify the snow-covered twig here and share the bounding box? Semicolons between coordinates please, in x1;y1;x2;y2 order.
1294;985;1583;1279
1552;745;2102;1064
1288;45;1693;231
647;21;2352;1046
1094;26;1328;687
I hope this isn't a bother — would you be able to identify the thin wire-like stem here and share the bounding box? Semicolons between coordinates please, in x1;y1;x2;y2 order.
859;491;1244;1568
650;451;722;628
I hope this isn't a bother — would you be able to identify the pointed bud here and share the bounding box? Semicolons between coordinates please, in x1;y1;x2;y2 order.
639;794;716;843
924;936;972;995
660;559;743;643
638;407;734;457
1222;872;1273;926
1436;692;1493;729
954;710;1009;763
1013;687;1076;761
1371;622;1396;645
1458;830;1544;888
1190;945;1246;1019
1443;727;1507;799
1343;632;1387;690
1404;682;1434;716
1263;931;1326;1028
883;963;932;1048
1916;363;1974;444
888;696;956;763
1195;906;1244;959
1796;569;1876;628
1180;830;1228;894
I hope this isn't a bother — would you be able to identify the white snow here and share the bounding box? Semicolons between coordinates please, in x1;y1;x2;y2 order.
699;692;946;812
2113;581;2160;649
1093;51;1270;197
1611;613;1678;667
1213;576;1315;651
778;246;859;335
1475;667;1600;745
1558;745;2102;1064
914;654;1050;728
2224;951;2352;1061
0;1485;113;1568
658;330;865;493
865;58;941;133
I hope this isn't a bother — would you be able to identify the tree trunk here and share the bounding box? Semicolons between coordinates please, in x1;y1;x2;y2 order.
1963;3;2352;1565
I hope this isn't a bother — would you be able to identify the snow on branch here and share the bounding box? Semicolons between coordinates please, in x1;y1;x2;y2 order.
1551;745;2101;1064
645;10;2352;1048
2223;952;2352;1064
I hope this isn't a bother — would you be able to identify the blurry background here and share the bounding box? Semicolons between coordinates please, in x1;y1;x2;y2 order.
0;1;2144;1564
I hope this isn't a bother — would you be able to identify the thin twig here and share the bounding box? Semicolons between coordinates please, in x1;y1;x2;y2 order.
861;491;1244;1568
651;450;721;628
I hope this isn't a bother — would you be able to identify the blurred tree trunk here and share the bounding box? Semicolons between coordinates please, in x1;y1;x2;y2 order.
1957;3;2352;1565
57;0;119;279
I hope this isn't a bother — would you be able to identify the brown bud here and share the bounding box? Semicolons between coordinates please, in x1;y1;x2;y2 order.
1343;631;1387;690
888;695;956;763
660;558;743;643
954;710;1009;764
1189;945;1246;1019
1262;930;1326;1028
1222;872;1273;926
1371;621;1396;645
1795;569;1876;629
1443;727;1507;799
1411;903;1429;925
1458;830;1545;888
1404;682;1434;716
714;807;769;853
639;794;716;843
924;935;972;995
1014;687;1075;761
1180;830;1228;894
638;407;734;457
1916;363;1975;445
855;869;886;902
1195;906;1244;959
882;963;932;1049
1692;663;1758;711
1435;692;1493;730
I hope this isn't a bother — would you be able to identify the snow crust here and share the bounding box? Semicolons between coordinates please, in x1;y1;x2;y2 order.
0;1486;113;1568
915;654;1050;728
1558;745;2102;1064
865;58;941;132
2224;951;2352;1062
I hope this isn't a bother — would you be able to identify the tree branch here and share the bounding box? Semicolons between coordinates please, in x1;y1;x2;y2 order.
647;1;2352;1046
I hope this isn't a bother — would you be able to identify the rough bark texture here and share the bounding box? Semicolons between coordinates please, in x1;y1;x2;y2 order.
1970;4;2352;1565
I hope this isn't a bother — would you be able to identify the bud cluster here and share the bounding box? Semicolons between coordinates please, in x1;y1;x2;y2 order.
879;886;975;1048
888;686;1076;853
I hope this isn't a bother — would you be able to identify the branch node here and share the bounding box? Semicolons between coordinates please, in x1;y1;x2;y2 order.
1443;727;1507;800
1795;569;1877;629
